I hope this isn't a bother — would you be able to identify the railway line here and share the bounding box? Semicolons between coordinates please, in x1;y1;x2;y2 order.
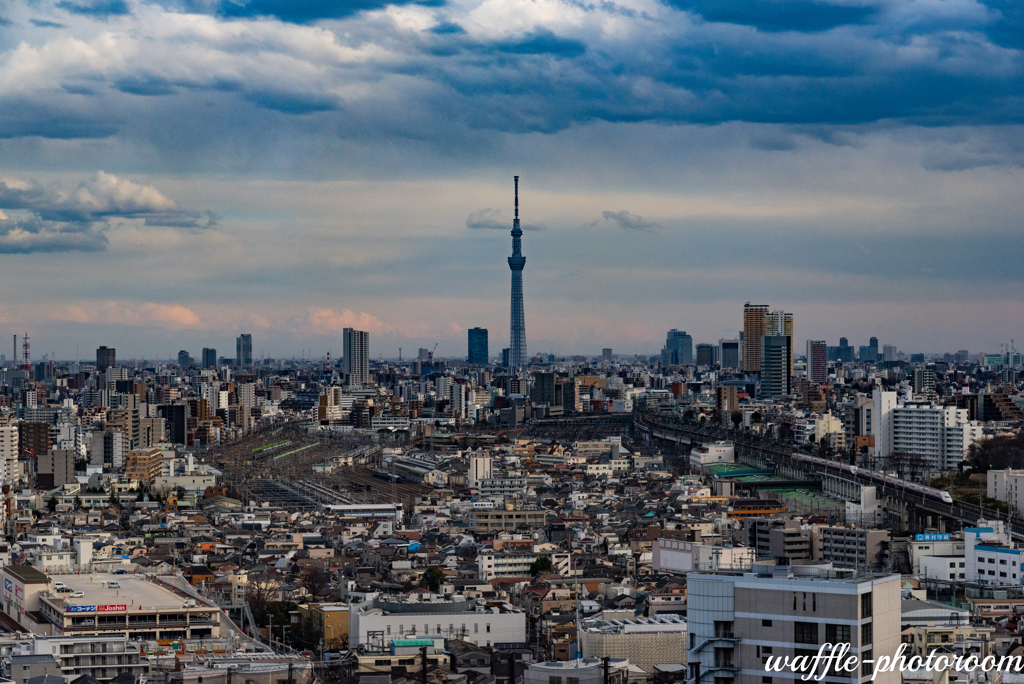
636;411;1024;538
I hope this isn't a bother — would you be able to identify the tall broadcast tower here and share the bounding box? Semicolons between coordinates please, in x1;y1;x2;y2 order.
508;176;527;371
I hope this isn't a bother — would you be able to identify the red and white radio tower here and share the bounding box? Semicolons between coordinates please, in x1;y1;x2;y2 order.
21;333;30;371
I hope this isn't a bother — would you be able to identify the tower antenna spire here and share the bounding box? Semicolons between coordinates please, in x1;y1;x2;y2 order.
514;175;519;220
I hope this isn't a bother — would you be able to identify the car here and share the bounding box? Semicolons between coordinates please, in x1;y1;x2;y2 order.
55;586;73;594
112;569;128;575
69;591;85;598
108;581;120;589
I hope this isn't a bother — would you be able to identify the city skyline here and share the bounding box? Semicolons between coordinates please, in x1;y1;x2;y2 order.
0;0;1021;358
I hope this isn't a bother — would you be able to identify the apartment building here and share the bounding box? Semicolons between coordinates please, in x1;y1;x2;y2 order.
470;506;546;533
687;566;901;684
987;468;1024;515
744;519;813;560
873;391;981;473
817;527;890;569
125;447;163;485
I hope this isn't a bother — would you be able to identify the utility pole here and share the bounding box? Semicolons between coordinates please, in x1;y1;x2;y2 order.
421;646;429;684
603;656;610;684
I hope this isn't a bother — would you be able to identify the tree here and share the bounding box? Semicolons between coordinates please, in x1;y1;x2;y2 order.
300;567;329;599
423;566;446;592
46;496;58;512
108;493;122;511
244;573;280;625
730;411;743;429
530;556;553;576
751;411;763;424
73;496;84;511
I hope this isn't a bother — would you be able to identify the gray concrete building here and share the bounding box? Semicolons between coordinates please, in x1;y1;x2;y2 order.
687;566;901;684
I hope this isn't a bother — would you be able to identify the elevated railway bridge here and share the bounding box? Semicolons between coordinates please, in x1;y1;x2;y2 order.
635;411;1024;538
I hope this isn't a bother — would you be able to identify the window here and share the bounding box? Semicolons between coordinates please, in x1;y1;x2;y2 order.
950;562;956;568
399;625;403;634
549;677;562;684
386;626;391;635
486;624;491;633
567;678;579;684
826;624;851;643
861;592;873;619
474;623;479;633
861;651;872;677
861;623;872;646
437;624;441;634
762;647;773;654
960;562;966;568
763;678;773;684
795;622;818;645
762;619;772;627
989;558;996;564
1001;560;1008;565
813;593;816;612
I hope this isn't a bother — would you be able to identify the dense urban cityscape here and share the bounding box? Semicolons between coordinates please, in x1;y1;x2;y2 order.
0;175;1021;684
2;0;1023;681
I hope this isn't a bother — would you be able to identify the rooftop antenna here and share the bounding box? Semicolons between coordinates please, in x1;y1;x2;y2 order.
22;333;30;371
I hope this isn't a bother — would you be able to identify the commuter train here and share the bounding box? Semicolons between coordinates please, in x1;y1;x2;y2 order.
372;470;403;483
789;452;954;504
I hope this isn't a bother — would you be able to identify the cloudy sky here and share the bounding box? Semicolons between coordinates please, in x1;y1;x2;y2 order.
0;0;1021;362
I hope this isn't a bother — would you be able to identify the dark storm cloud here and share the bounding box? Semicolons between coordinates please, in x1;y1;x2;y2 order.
1;0;1021;152
56;0;130;16
163;0;439;23
664;0;878;33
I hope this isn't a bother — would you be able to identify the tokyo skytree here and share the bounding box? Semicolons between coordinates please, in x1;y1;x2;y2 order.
508;176;526;371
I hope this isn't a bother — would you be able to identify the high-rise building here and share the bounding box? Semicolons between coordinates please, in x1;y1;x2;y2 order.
602;348;613;363
687;569;902;684
696;343;714;367
913;368;936;394
882;344;897;362
96;346;116;372
177;350;191;369
719;339;740;369
766;310;793;378
742;303;769;373
874;390;981;472
662;330;693;366
468;328;488;366
201;347;217;369
760;335;791;398
343;328;370;386
837;336;854;363
806;340;827;383
235;334;252;368
507;176;527;371
869;336;879;358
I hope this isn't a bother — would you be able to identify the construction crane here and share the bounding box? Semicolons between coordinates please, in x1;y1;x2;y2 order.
428;343;438;364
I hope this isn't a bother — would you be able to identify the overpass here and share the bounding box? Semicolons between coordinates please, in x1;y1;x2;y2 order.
635;410;1024;537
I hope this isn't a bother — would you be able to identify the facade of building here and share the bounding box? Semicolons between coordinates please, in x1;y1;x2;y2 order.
687;569;901;684
468;328;489;366
663;330;693;367
873;391;981;473
760;335;791;399
742;304;769;373
349;595;526;649
343;328;370;386
125;447;162;484
806;340;827;383
719;339;740;370
235;333;252;368
95;346;116;372
201;347;217;369
988;469;1024;515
